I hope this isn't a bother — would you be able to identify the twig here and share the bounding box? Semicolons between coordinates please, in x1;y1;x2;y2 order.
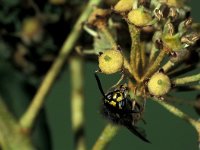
167;64;195;77
154;99;200;140
141;49;166;81
149;45;157;63
92;124;119;150
128;24;141;82
124;57;134;76
173;73;200;85
162;61;174;72
173;85;200;91
99;26;118;50
20;0;101;130
0;97;34;150
70;56;86;150
165;95;198;107
141;42;146;69
135;45;141;72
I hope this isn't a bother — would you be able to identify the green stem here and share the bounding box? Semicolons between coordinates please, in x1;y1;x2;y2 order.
149;45;157;63
70;56;86;150
92;124;119;150
141;49;166;81
155;100;200;138
100;26;118;50
173;73;200;85
165;96;198;107
174;85;200;91
0;97;34;150
128;24;141;82
162;61;174;72
141;42;146;69
20;0;101;130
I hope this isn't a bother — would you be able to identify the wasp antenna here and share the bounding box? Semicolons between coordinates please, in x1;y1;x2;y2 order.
94;73;106;97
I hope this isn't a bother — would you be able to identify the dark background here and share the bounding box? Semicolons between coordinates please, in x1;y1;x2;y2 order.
0;1;200;150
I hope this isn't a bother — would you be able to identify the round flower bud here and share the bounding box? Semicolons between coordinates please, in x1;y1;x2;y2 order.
147;72;171;96
114;0;134;13
21;17;43;44
128;8;152;27
98;49;124;74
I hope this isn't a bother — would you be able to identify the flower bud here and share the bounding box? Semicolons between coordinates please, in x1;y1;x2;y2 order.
114;0;134;13
21;17;43;44
98;49;124;74
128;8;152;27
147;72;171;96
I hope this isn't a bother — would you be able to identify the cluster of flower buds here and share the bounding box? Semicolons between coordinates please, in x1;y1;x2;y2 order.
85;0;200;98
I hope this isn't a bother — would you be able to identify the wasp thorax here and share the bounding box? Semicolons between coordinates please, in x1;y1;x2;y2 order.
147;72;171;96
98;49;124;74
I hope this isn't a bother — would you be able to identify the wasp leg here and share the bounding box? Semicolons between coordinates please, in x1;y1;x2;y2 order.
83;24;99;37
110;73;125;89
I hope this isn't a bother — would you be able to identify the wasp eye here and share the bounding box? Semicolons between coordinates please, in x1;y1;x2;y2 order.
106;93;112;100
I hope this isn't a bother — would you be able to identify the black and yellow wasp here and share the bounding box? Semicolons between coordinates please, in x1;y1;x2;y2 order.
95;73;150;143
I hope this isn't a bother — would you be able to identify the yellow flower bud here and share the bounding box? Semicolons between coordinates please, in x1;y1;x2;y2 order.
114;0;134;13
98;49;124;74
21;17;43;44
147;72;171;96
128;8;152;27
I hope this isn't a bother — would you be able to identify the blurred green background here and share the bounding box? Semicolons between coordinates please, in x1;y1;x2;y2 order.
0;0;200;150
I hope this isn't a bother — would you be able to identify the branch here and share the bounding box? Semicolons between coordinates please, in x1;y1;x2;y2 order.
141;49;166;81
70;56;86;150
20;0;101;130
155;99;200;141
173;73;200;85
92;124;119;150
99;26;118;50
162;61;174;72
0;97;34;150
128;24;141;82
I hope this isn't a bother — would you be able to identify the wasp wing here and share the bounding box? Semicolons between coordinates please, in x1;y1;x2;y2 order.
125;124;151;143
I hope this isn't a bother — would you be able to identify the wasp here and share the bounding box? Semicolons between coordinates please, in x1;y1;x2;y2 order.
95;73;150;143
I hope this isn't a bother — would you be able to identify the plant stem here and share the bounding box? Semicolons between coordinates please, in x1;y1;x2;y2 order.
155;100;200;139
0;97;34;150
19;0;101;130
141;49;166;81
165;96;198;107
149;45;157;63
163;61;174;72
92;124;119;150
70;56;86;150
174;85;200;91
128;24;141;82
173;73;200;85
141;42;146;69
99;26;118;50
